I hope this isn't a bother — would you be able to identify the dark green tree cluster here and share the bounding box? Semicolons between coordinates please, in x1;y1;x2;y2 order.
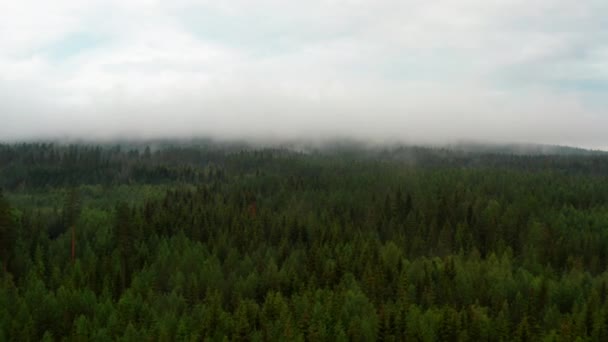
1;142;608;340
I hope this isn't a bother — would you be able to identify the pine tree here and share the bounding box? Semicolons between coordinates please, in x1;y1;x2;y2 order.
64;188;81;263
115;202;134;290
0;189;14;273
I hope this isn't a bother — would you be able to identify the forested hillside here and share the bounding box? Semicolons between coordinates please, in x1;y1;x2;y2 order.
1;142;608;341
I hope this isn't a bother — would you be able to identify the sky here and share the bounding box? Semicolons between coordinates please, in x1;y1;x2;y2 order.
1;0;607;148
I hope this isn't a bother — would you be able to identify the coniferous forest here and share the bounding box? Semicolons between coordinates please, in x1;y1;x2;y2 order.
2;141;608;341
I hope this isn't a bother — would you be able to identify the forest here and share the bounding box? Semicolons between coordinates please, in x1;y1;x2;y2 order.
1;141;608;341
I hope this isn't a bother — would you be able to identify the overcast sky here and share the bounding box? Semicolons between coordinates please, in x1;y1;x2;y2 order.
1;0;607;148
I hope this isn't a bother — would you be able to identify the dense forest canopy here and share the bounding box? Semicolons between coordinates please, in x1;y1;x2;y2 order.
1;141;608;341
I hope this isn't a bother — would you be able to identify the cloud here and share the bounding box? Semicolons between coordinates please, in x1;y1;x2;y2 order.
0;0;607;148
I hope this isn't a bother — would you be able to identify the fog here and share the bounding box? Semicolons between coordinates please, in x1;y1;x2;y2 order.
1;1;607;149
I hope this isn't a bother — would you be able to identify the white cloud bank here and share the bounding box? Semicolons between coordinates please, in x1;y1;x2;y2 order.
1;0;607;148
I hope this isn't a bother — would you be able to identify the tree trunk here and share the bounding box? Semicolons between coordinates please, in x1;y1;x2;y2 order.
71;225;75;263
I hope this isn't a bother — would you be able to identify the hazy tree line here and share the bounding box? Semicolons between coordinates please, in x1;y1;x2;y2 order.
1;143;608;341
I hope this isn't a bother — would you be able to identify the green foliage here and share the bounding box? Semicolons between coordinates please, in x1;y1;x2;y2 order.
1;142;608;340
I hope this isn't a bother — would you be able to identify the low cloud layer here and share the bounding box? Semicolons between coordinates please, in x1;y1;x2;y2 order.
1;0;607;148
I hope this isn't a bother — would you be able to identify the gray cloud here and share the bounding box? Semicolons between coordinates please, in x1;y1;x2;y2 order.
0;0;607;149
